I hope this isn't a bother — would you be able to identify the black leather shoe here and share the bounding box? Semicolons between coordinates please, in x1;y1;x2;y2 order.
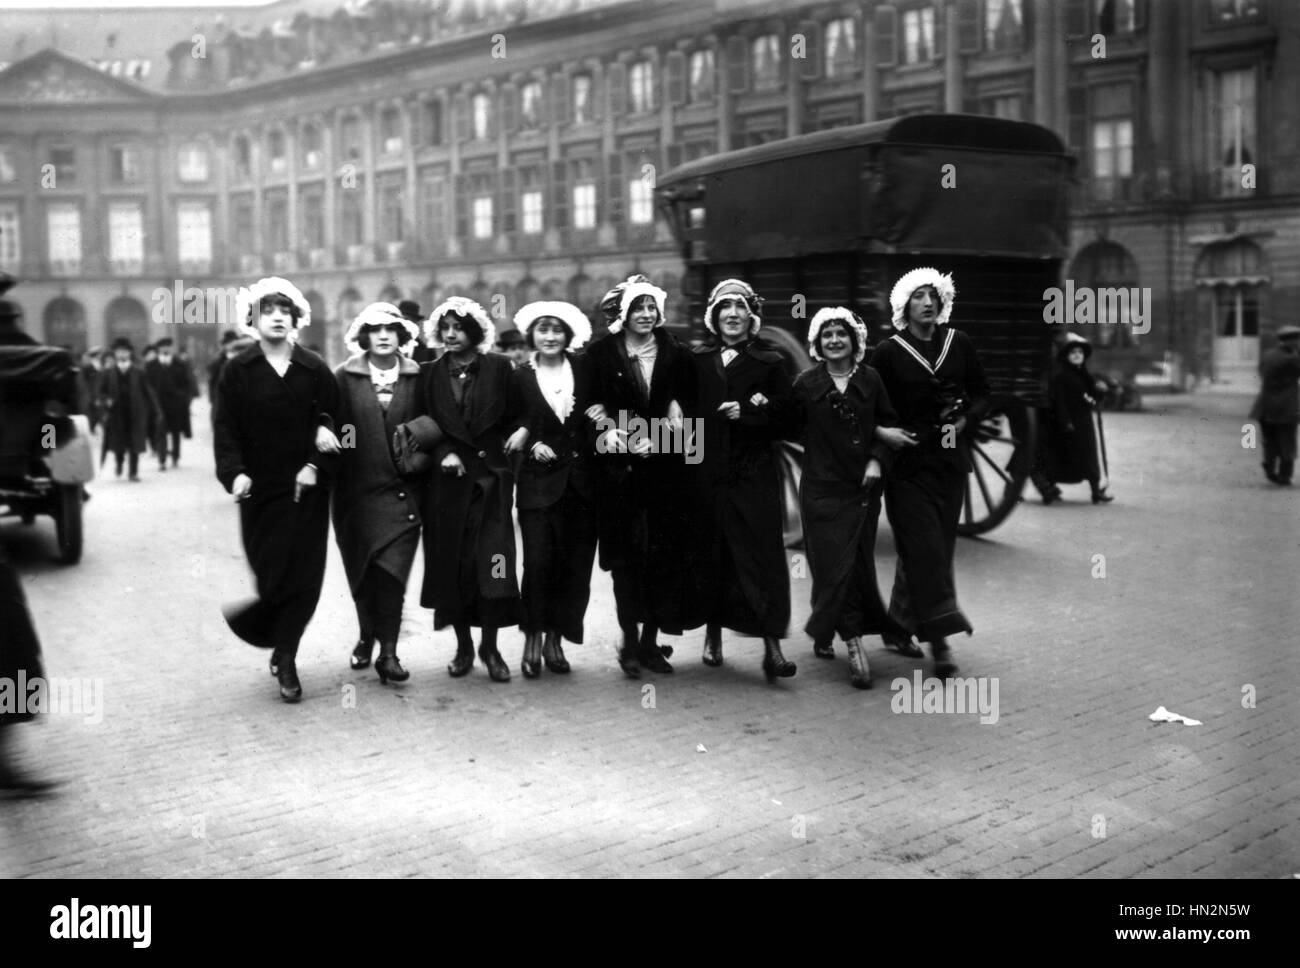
617;634;640;678
1091;489;1114;504
761;638;796;684
480;647;511;683
447;649;475;678
702;631;723;667
521;633;542;679
931;642;959;680
812;638;835;660
375;654;409;684
350;639;374;670
541;631;570;674
269;650;282;678
639;646;674;675
882;633;924;658
277;658;302;703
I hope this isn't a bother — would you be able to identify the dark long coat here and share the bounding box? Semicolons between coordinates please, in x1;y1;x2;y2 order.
1250;343;1300;425
213;342;340;648
332;354;424;595
514;352;597;512
146;357;198;438
98;363;160;455
791;362;907;643
685;339;792;638
584;328;696;634
0;542;43;725
1046;363;1105;485
417;350;523;629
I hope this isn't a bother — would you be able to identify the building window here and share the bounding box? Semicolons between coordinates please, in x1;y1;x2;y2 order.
751;34;781;90
48;146;76;186
1209;0;1265;25
300;125;322;169
268;130;287;174
986;0;1025;50
629;60;656;113
266;197;288;254
472;195;493;239
340;117;362;162
1090;84;1134;201
109;145;141;185
176;203;212;270
380;182;404;242
572;159;597;229
520;81;543;128
687;49;715;102
47;203;82;275
0;204;19;271
339;191;362;246
1096;0;1138;35
471;92;492;140
0;145;15;183
519;167;544;234
628;173;654;225
108;203;144;273
177;143;209;182
1210;67;1256;198
380;106;403;154
1071;241;1141;349
234;136;252;177
825;17;858;78
420;172;446;246
902;7;937;64
423;101;444;146
984;93;1024;119
300;193;324;250
572;73;593;125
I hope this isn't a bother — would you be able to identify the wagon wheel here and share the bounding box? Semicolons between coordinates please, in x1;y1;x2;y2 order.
959;396;1035;537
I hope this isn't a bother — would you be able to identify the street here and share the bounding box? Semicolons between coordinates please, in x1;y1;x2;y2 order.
1;389;1296;878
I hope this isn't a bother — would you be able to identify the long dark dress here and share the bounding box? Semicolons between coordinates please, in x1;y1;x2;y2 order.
686;339;792;638
869;327;990;642
515;352;599;643
213;342;340;654
332;354;424;636
417;351;523;630
791;362;908;644
585;328;696;634
1045;363;1105;486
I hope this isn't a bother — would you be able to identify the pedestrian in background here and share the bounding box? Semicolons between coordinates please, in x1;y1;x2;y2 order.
98;338;160;482
495;327;529;369
1250;324;1300;485
214;277;341;703
511;300;598;678
414;297;527;683
1036;333;1114;504
790;308;911;689
870;268;990;679
146;337;198;470
686;279;796;683
331;303;426;684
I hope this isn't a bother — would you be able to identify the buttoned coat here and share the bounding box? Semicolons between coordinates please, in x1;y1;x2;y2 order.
513;351;598;510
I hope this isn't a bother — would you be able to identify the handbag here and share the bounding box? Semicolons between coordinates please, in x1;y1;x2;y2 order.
392;415;443;476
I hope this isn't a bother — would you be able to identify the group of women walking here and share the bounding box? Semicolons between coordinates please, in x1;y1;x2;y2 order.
216;266;991;702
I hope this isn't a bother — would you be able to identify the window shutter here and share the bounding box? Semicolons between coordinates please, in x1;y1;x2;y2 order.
454;172;468;240
552;72;569;126
551;159;569;230
607;62;627;117
957;0;981;53
590;68;604;121
1064;0;1088;38
666;50;686;106
875;7;896;68
502;83;518;134
486;88;497;139
453;91;469;142
799;21;821;81
501;167;516;234
1067;87;1088;156
725;36;747;93
935;5;947;60
606;152;623;226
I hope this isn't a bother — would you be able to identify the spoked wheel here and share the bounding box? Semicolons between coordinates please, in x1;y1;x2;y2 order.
959;396;1035;536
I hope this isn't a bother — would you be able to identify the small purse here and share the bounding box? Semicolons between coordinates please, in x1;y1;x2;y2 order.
392;416;443;476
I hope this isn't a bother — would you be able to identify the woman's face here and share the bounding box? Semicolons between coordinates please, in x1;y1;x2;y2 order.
818;321;853;363
906;285;940;326
715;296;751;344
532;317;569;358
257;295;295;341
439;318;471;353
367;323;401;359
626;296;659;335
1067;347;1085;367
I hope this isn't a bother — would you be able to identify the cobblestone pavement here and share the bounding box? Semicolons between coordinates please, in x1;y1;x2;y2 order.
1;389;1295;878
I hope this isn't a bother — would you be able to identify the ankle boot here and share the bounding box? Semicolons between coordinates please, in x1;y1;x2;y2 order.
277;656;302;702
931;638;958;679
617;628;640;678
479;627;510;682
521;631;542;678
541;630;570;673
638;624;674;674
350;637;375;670
702;624;723;667
375;639;409;684
812;637;834;659
761;637;796;683
845;637;872;689
447;625;475;677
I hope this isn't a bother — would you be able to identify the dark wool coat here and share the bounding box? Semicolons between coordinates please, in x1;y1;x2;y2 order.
213;343;340;648
145;357;198;438
98;364;160;454
0;543;44;725
584;328;696;633
1046;363;1105;485
513;352;597;511
417;351;523;628
1250;344;1300;425
685;339;792;637
331;354;424;596
791;362;907;643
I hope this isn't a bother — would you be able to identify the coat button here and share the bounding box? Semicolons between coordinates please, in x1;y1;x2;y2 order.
477;450;487;458
408;513;416;521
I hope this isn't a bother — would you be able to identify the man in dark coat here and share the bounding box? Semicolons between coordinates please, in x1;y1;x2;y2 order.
1250;324;1300;485
214;277;340;702
98;339;161;481
145;338;198;470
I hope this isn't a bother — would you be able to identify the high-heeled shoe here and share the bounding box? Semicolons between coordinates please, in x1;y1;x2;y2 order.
375;653;409;684
541;631;570;674
350;638;374;670
845;637;872;690
479;645;511;683
812;638;835;660
702;629;723;667
521;632;542;679
761;637;796;683
277;657;302;703
447;647;475;678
